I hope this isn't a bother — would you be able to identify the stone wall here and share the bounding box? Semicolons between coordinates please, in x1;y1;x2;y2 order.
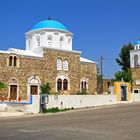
103;79;113;94
131;68;140;92
0;48;97;101
0;53;45;100
80;62;97;94
43;48;81;94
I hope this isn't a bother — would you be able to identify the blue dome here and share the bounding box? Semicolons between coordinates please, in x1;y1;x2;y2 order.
134;40;140;45
32;20;68;31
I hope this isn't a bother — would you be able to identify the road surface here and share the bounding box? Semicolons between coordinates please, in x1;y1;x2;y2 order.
0;103;140;140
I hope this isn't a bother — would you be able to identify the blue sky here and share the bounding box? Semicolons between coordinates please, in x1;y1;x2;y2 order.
0;0;140;78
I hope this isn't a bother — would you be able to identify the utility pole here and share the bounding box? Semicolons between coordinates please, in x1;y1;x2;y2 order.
100;56;103;94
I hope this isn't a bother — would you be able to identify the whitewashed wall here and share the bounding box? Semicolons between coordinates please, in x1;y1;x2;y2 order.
1;94;140;114
24;95;40;114
0;95;40;114
46;95;117;109
132;93;140;102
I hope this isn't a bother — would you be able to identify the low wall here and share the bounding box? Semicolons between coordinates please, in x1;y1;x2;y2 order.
132;94;140;102
46;95;117;109
1;94;139;114
0;95;40;114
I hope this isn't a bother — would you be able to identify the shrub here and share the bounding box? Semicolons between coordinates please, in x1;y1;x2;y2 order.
42;107;70;113
40;82;51;94
0;82;6;90
76;89;88;95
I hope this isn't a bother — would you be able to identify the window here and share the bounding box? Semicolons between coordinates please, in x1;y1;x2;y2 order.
47;36;52;47
36;35;40;46
60;36;64;47
57;59;62;70
8;56;18;67
84;81;87;90
133;89;139;94
9;56;12;66
63;60;68;70
134;54;139;67
56;75;69;92
80;78;88;91
63;79;68;90
57;79;62;91
68;38;71;44
81;81;87;91
13;56;17;67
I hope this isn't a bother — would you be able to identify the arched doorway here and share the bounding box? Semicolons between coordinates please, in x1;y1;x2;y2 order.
27;76;41;96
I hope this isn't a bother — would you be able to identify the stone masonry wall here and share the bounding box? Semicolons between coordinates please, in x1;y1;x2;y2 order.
80;62;97;94
43;48;81;94
0;53;45;100
131;68;140;92
0;48;97;100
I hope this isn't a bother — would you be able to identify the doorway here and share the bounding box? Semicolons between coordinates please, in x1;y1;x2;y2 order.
10;85;17;100
30;85;38;95
121;86;127;101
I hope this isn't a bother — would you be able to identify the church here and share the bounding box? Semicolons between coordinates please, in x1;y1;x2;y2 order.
0;19;97;101
130;40;140;94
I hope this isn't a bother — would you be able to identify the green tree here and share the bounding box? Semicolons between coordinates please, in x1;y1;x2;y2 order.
114;70;132;82
115;43;133;82
40;82;51;94
116;43;134;71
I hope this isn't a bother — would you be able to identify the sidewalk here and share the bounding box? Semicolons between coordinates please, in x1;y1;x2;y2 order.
0;111;25;117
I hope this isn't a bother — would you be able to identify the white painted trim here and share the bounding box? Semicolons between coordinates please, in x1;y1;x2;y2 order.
55;74;70;92
43;46;81;54
27;76;41;96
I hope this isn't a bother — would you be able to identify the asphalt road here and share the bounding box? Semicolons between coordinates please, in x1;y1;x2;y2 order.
0;103;140;140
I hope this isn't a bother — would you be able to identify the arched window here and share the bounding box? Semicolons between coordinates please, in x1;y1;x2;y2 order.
81;81;86;91
84;81;87;90
57;59;62;70
63;60;68;70
63;79;68;90
8;55;18;67
47;36;52;47
134;54;139;67
60;36;64;47
9;56;12;66
57;79;62;91
13;56;17;67
81;81;83;90
56;75;70;92
80;78;88;92
36;35;40;46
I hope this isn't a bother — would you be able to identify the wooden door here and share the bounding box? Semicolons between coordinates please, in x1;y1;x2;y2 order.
10;85;17;100
31;85;38;95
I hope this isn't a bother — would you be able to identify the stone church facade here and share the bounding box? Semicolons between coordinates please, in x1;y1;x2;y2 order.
0;19;97;101
130;40;140;94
